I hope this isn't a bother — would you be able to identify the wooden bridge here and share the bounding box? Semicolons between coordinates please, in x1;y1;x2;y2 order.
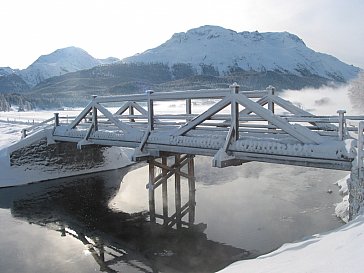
14;84;364;222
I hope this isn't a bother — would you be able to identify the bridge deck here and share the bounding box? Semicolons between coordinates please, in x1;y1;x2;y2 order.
17;84;364;171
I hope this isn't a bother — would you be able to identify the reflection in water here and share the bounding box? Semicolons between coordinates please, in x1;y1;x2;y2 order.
0;166;248;273
110;159;346;257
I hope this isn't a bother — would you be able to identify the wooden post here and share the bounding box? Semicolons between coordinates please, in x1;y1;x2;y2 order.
162;157;169;226
337;110;346;140
21;129;27;139
60;225;66;237
359;122;364;179
188;155;196;226
129;104;135;122
148;158;156;223
267;85;275;114
175;155;182;229
186;98;192;122
54;113;59;127
92;95;98;132
230;83;239;141
267;85;275;129
146;90;154;131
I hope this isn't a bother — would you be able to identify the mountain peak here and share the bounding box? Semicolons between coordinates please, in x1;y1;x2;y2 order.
124;25;359;82
20;47;113;87
29;46;96;67
170;26;305;46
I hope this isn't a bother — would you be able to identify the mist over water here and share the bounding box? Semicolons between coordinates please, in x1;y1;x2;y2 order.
281;76;364;115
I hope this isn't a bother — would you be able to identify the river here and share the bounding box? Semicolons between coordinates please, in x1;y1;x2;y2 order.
0;157;347;273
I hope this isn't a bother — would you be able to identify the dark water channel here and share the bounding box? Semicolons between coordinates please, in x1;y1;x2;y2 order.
0;157;347;273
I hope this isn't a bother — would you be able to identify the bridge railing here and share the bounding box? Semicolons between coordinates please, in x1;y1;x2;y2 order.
21;116;55;139
19;85;364;148
89;89;352;140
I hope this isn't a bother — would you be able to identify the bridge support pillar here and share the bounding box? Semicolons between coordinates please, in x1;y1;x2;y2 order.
147;154;196;228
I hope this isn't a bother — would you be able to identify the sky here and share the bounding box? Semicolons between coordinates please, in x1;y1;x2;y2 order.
0;0;363;70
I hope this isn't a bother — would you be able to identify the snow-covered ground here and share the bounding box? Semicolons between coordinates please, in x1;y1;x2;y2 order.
218;214;364;273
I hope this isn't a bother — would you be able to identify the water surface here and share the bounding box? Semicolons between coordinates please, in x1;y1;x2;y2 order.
0;158;347;272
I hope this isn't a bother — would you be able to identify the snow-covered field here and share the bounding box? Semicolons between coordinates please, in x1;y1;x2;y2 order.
0;85;363;272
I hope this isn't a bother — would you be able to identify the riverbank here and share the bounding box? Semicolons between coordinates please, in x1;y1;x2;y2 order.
0;119;133;187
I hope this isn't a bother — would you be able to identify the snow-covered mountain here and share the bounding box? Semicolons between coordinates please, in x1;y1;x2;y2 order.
0;67;29;93
0;67;17;77
123;25;360;82
17;47;119;87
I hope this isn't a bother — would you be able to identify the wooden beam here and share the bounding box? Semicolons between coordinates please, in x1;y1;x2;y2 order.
173;96;231;136
162;157;168;226
114;102;131;115
235;93;323;144
270;95;338;131
148;159;156;223
95;103;139;134
67;102;93;129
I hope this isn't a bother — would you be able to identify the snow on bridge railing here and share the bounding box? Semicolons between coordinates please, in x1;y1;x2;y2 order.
93;88;269;104
19;85;364;147
21;116;55;139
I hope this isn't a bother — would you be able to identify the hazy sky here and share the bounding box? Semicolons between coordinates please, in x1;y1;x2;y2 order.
1;0;363;69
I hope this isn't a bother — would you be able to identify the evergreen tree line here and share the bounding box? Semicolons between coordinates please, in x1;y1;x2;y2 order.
0;94;33;111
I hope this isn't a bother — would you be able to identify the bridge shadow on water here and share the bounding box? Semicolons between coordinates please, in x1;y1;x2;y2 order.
0;165;249;273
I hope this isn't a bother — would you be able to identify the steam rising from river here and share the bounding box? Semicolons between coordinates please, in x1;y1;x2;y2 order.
281;84;355;115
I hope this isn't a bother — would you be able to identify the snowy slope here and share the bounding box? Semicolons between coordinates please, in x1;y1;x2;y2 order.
18;47;119;87
124;25;360;82
218;214;364;273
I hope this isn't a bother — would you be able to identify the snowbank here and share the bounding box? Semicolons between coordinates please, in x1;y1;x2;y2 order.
0;120;133;187
335;174;350;223
218;214;364;273
218;170;361;273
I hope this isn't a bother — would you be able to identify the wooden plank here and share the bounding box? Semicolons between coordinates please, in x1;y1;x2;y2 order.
130;101;148;115
175;154;182;229
188;155;196;225
235;93;323;144
161;157;168;226
114;102;131;115
95;103;140;134
94;89;268;103
270;95;338;131
173;96;231;136
67;102;93;129
148;159;156;223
